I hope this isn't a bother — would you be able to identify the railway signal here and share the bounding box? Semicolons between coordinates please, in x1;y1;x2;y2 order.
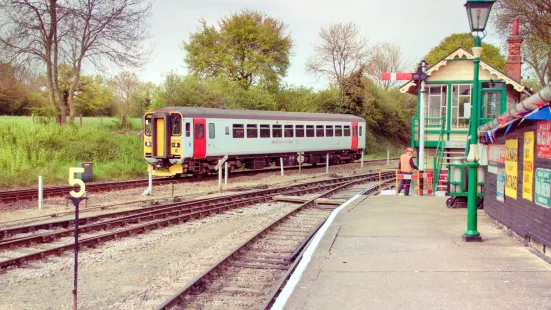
383;60;430;195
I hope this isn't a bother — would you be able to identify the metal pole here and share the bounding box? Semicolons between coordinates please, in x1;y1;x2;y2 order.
38;176;43;210
387;150;390;165
419;61;428;196
299;159;301;175
464;35;482;241
224;162;228;186
74;200;79;310
360;150;364;169
218;159;222;192
280;158;284;176
326;153;329;174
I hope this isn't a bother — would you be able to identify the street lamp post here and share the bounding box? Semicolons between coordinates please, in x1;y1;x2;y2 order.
463;0;495;242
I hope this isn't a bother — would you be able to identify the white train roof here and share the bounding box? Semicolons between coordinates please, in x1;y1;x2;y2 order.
152;106;365;122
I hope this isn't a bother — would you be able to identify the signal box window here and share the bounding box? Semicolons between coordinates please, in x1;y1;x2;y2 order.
247;124;258;138
284;125;294;138
326;125;333;137
316;125;324;137
344;125;351;136
145;115;152;136
306;125;314;137
233;124;244;138
335;126;342;136
185;123;191;137
260;124;270;138
195;124;204;139
296;125;304;137
272;125;282;138
171;114;182;136
208;123;215;139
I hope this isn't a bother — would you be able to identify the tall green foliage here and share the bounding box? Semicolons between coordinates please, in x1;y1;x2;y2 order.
182;10;292;91
423;33;506;71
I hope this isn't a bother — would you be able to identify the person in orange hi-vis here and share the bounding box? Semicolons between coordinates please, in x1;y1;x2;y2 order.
397;147;418;196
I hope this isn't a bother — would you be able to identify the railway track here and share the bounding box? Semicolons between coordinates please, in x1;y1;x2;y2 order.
0;158;398;204
156;177;387;310
0;171;394;270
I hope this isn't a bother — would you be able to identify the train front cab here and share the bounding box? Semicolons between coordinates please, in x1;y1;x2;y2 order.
144;111;187;176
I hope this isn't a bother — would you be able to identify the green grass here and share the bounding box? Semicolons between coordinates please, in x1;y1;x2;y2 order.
363;134;407;159
0;116;146;188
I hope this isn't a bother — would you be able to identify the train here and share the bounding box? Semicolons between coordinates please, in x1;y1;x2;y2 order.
143;107;367;177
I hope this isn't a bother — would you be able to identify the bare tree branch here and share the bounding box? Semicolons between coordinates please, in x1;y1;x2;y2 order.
366;42;411;90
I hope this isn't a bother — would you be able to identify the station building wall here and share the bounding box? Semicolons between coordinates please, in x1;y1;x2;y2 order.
483;121;551;255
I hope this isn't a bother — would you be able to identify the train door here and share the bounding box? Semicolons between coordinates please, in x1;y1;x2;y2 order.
351;122;358;151
152;112;170;158
193;118;207;158
182;119;193;158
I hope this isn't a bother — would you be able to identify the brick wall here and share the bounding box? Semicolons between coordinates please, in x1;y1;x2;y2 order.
483;121;551;248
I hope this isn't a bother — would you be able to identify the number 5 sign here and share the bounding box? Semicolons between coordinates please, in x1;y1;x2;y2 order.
69;167;86;198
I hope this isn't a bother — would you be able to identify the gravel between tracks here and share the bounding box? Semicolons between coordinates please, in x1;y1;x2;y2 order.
0;201;301;310
0;162;391;227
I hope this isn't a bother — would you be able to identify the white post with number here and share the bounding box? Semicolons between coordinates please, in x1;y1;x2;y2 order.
148;168;152;193
218;159;222;192
360;151;364;170
280;158;284;176
224;162;228;186
387;150;390;165
326;153;329;174
38;176;43;210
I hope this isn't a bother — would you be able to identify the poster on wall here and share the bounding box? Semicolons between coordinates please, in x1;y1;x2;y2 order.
488;144;506;174
505;139;518;199
496;168;505;202
523;132;535;201
537;121;551;159
535;168;551;208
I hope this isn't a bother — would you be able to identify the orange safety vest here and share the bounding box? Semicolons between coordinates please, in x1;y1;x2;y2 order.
400;153;413;173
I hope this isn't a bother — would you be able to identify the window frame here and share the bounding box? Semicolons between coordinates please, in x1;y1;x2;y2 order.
325;125;333;137
232;124;245;138
247;124;258;138
272;124;283;138
306;125;315;137
144;114;152;137
343;125;351;136
295;125;305;137
195;123;204;139
335;125;343;136
185;122;191;138
260;124;270;138
284;125;294;138
208;123;215;139
316;125;324;137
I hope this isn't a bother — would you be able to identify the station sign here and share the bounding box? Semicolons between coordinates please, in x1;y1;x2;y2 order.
537;121;551;159
535;168;551;208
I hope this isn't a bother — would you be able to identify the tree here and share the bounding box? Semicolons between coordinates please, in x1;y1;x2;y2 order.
0;0;67;122
306;22;371;104
422;33;506;71
0;0;153;124
63;0;152;124
367;42;410;90
109;72;143;127
182;10;292;91
492;0;551;86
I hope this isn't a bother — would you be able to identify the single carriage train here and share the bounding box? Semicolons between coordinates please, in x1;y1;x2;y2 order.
143;107;366;177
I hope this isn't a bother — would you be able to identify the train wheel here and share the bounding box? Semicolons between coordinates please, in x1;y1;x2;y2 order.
446;197;456;208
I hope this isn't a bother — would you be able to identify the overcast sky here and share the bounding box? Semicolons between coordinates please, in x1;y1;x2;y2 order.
132;0;505;90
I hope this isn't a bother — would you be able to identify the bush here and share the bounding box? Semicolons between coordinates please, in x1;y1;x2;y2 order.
0;117;145;188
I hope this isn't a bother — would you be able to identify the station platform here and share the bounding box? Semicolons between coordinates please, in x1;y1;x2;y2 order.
274;196;551;310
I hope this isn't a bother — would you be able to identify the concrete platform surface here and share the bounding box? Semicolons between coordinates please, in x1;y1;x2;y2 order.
279;196;551;310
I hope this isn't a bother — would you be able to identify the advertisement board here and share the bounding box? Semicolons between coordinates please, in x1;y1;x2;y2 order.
496;168;505;202
522;132;534;201
537;121;551;159
535;168;551;208
505;139;518;199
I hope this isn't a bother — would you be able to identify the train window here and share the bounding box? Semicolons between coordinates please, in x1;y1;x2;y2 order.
145;115;152;136
359;126;362;136
335;126;342;136
316;125;324;137
306;125;314;137
171;114;182;136
284;125;294;138
195;123;204;139
208;123;215;139
272;125;282;138
296;125;304;137
233;124;245;138
353;126;357;137
247;124;258;138
260;124;270;138
185;123;190;137
344;125;351;136
325;125;333;137
225;126;230;135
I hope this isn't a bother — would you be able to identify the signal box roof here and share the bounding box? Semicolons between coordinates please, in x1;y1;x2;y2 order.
152;106;365;122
